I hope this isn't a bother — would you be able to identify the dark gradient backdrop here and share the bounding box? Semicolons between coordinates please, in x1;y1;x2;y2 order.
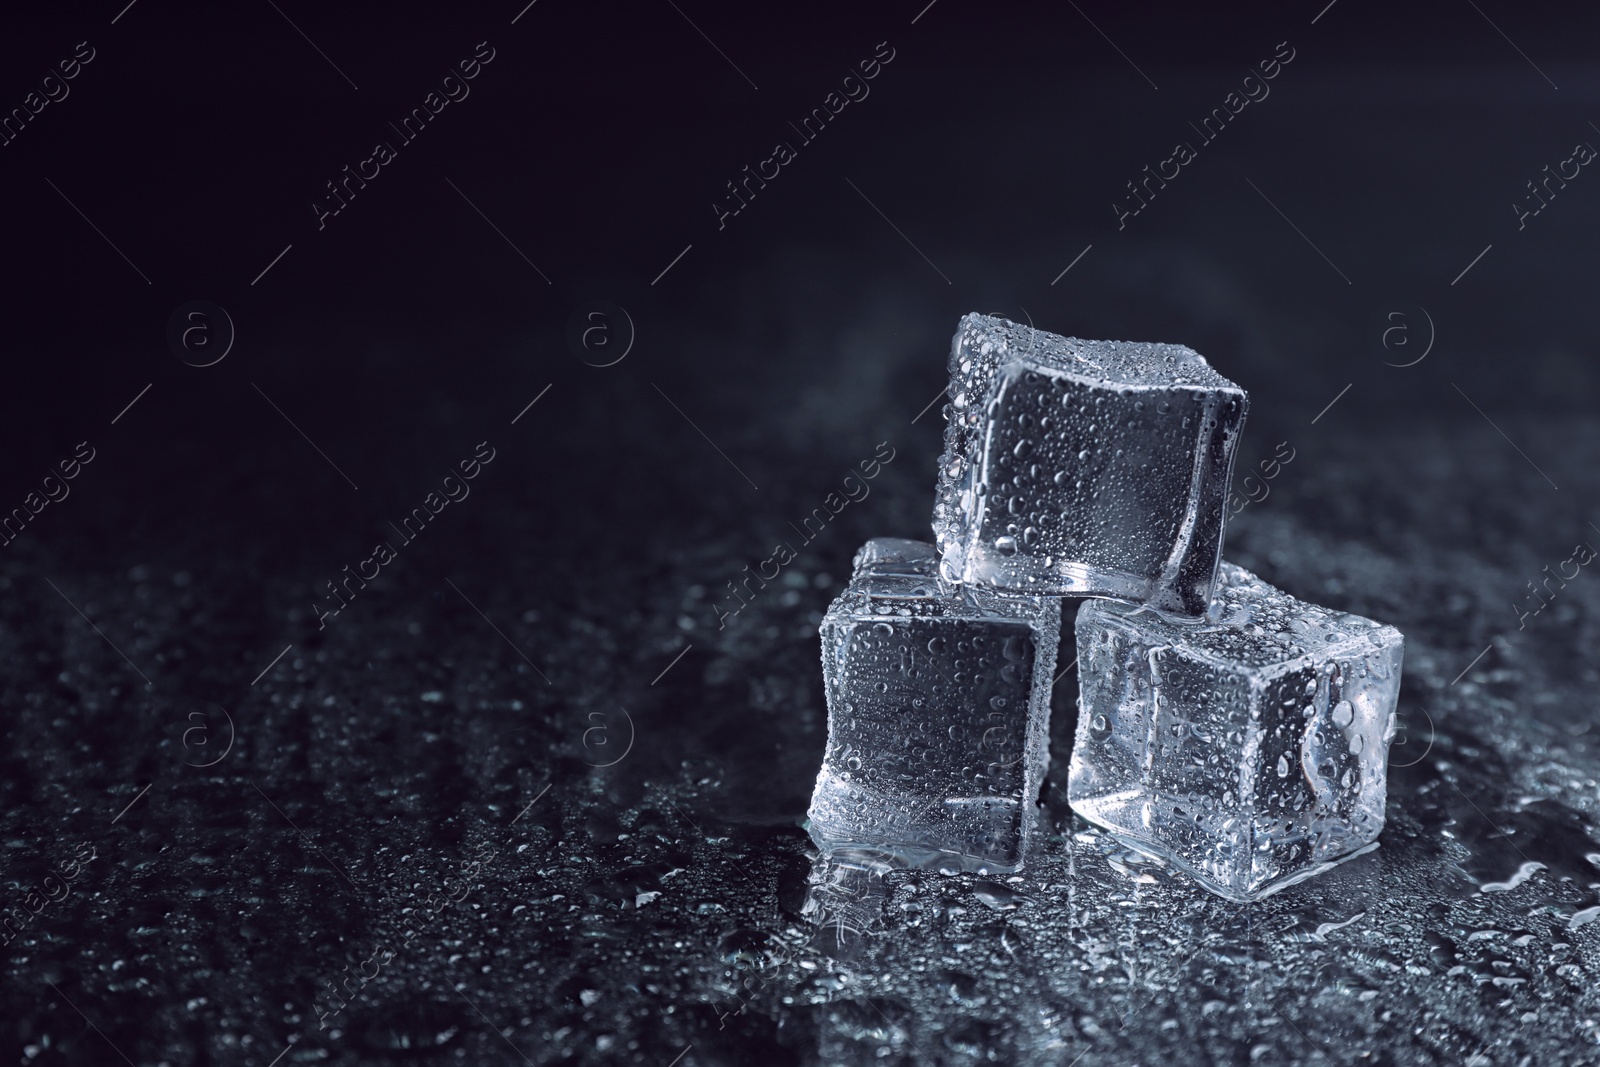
3;2;1600;1065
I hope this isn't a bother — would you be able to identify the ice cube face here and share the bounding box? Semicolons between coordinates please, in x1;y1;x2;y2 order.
1067;563;1404;901
807;538;1061;872
932;313;1248;617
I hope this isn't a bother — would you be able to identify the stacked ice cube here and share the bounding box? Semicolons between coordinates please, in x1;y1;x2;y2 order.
807;538;1059;873
806;313;1404;901
932;313;1246;616
1071;564;1404;900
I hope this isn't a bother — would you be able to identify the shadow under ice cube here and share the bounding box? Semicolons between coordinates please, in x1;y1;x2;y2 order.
932;313;1247;616
1067;563;1404;901
806;538;1061;872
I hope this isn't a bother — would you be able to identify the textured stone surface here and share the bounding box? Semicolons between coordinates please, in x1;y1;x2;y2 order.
2;410;1598;1066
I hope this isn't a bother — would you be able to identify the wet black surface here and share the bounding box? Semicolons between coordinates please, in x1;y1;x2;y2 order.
4;410;1598;1067
4;2;1600;1064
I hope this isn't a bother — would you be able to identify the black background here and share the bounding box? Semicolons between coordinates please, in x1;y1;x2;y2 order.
3;2;1600;1065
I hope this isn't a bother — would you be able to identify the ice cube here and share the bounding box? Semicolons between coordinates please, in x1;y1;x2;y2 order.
932;313;1247;617
806;537;1061;872
1067;562;1404;901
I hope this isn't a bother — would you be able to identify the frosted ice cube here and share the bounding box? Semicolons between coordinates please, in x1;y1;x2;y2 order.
932;313;1247;617
1067;563;1404;902
807;537;1061;872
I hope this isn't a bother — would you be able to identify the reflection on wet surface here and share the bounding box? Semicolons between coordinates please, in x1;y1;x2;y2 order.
4;422;1600;1065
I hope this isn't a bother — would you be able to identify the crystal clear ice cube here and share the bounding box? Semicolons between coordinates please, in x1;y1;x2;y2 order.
932;313;1248;616
807;538;1061;872
1068;562;1404;901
